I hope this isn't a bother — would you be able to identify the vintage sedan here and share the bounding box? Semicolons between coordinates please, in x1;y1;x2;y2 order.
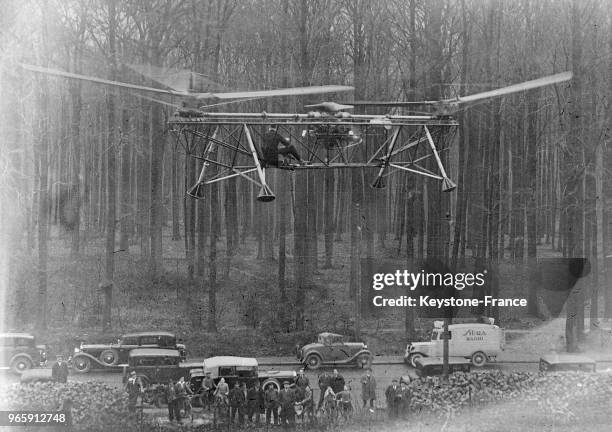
122;348;202;406
0;333;47;374
296;332;372;370
73;331;186;373
202;356;296;391
123;348;201;386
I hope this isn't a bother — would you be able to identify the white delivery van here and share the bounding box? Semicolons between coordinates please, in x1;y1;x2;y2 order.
404;318;505;368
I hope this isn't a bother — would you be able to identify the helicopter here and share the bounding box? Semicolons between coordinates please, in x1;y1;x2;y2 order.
19;62;571;202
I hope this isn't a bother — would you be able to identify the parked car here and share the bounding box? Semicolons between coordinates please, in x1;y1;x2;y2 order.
202;356;296;391
123;348;201;386
122;348;202;406
0;333;47;374
73;331;186;373
404;319;505;368
414;357;472;377
296;332;372;370
539;354;596;372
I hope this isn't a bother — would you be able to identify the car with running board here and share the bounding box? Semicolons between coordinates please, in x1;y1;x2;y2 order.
296;332;372;370
72;331;186;373
0;333;48;374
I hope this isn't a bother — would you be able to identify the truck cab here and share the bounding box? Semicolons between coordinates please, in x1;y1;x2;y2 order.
404;318;505;368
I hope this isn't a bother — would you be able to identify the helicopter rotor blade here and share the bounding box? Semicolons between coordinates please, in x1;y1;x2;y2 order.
19;63;190;97
343;72;572;111
201;85;354;100
452;71;572;105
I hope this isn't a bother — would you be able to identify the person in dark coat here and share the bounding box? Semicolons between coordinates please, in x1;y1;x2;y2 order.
295;368;310;391
361;368;377;409
201;372;215;410
264;384;280;425
247;381;264;424
229;382;246;425
165;379;178;422
330;369;345;393
279;381;296;428
51;355;69;383
399;381;411;419
317;371;332;410
261;126;305;166
125;371;143;413
385;379;401;419
175;376;193;419
296;385;314;422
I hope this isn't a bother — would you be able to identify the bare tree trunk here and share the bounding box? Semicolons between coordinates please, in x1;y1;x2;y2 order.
171;143;181;241
565;0;584;352
294;171;307;330
36;0;51;331
278;170;288;329
184;153;197;327
149;99;165;278
103;0;118;332
208;167;219;332
69;51;83;257
119;102;130;252
323;169;334;268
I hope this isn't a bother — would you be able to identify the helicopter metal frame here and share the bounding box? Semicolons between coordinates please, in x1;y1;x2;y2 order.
170;112;458;202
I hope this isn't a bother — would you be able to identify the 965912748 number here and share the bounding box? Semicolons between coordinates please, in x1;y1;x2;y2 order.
0;411;68;426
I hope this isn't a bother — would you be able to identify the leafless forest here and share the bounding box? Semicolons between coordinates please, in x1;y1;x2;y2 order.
0;0;610;354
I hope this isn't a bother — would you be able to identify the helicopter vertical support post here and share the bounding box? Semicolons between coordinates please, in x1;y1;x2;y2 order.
186;126;219;198
371;126;401;189
424;126;456;192
243;123;275;202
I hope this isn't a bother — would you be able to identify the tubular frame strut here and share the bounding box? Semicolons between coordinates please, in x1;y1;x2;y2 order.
170;118;458;201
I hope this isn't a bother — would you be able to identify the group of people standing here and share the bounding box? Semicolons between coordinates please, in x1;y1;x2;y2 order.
224;369;314;427
164;376;193;423
124;366;411;425
384;378;412;419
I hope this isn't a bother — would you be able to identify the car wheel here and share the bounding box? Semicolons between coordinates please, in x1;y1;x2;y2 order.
10;356;33;375
261;378;280;392
73;356;91;373
471;351;487;367
409;352;424;368
99;349;119;366
356;353;371;369
305;354;322;370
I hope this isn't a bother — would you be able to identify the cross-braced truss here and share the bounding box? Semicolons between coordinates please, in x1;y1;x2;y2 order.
169;112;458;202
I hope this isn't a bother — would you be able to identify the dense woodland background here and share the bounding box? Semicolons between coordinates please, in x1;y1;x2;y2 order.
1;0;611;354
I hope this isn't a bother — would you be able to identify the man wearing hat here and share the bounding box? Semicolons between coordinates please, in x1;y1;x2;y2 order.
264;383;280;425
361;368;376;410
385;379;401;419
229;382;246;425
330;369;345;394
125;371;143;412
295;368;309;392
247;381;264;424
201;371;215;410
165;379;178;422
279;381;296;428
51;355;69;383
